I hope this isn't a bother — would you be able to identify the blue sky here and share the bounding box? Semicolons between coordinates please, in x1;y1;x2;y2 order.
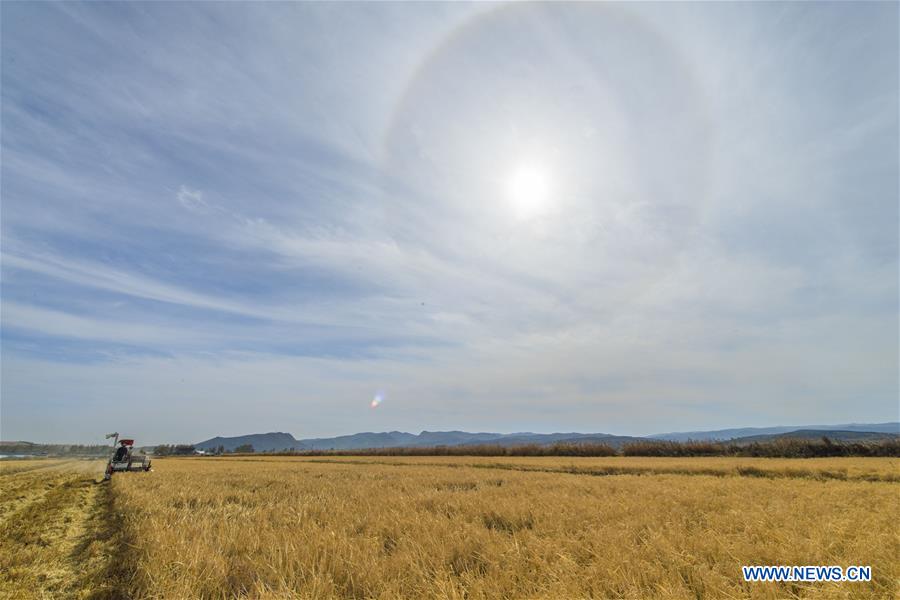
2;2;897;444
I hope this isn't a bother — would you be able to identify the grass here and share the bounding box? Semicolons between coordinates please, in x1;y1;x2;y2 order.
111;456;898;599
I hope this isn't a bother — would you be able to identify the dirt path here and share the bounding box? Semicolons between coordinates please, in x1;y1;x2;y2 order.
0;460;129;599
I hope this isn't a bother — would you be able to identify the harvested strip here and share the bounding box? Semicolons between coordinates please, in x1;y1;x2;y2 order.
0;460;129;599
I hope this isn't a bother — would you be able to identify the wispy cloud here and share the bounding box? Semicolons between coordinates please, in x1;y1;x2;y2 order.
175;185;208;212
2;2;896;443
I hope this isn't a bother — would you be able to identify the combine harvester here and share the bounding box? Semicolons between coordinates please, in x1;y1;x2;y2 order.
104;432;152;480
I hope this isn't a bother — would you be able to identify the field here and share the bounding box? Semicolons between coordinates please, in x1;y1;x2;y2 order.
2;456;898;599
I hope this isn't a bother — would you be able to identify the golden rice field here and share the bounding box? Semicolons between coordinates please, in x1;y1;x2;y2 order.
2;456;898;599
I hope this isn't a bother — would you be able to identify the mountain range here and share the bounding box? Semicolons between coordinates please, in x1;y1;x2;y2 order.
195;422;899;452
648;422;900;442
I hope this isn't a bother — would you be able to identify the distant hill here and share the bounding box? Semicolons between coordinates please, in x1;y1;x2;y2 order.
459;433;646;449
195;432;303;452
194;423;899;452
650;422;900;442
730;429;899;444
409;431;509;447
196;430;646;451
299;430;650;450
315;430;528;449
299;431;418;450
552;434;649;449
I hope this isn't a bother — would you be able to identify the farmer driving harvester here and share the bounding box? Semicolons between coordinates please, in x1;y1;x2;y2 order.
104;432;152;480
113;440;129;462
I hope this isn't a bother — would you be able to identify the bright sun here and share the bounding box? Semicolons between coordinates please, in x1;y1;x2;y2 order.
506;165;551;219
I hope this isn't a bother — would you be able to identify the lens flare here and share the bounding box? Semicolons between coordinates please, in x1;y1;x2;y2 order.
370;392;385;408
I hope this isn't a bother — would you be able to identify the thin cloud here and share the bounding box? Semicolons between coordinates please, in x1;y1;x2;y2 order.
1;2;896;443
176;185;209;212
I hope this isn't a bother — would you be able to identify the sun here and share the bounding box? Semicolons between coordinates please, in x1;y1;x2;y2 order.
506;164;551;219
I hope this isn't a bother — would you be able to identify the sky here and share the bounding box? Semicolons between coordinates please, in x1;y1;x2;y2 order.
1;2;897;445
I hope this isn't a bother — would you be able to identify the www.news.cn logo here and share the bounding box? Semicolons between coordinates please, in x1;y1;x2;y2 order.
742;565;871;582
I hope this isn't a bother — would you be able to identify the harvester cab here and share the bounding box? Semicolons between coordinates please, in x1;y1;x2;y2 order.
104;432;152;480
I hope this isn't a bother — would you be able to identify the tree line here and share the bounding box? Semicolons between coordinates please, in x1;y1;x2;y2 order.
0;442;111;456
152;444;256;455
257;437;899;458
